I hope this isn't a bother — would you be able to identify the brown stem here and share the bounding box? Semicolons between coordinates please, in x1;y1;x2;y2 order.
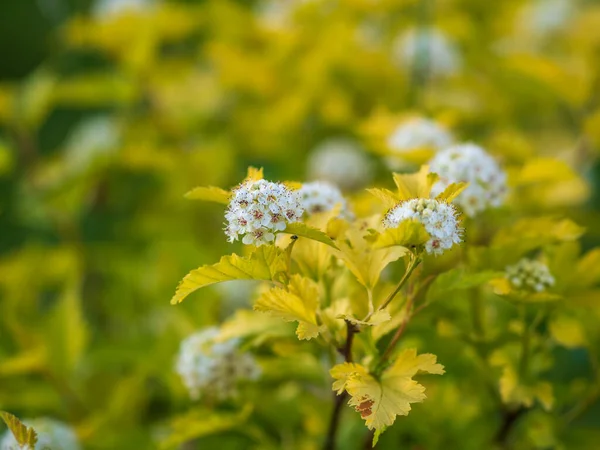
324;321;357;450
494;406;526;447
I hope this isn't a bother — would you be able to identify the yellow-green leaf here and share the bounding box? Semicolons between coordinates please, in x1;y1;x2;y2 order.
337;310;391;327
245;166;264;182
284;222;338;249
184;186;230;204
392;165;439;201
549;315;587;348
0;412;38;448
254;275;322;340
332;219;408;289
374;220;429;250
435;182;468;203
171;247;287;304
159;405;252;450
367;188;400;209
331;349;444;431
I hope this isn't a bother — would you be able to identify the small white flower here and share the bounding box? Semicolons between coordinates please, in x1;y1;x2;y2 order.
386;117;453;169
176;327;261;400
298;181;352;219
383;198;462;255
307;139;373;191
429;143;507;217
393;28;461;78
506;258;555;293
0;418;80;450
225;179;304;246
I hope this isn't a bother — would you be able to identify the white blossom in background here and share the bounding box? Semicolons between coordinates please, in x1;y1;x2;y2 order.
93;0;152;19
0;418;80;450
307;139;373;191
298;181;353;219
225;179;304;246
386;117;453;169
520;0;574;36
383;198;462;255
506;258;555;292
393;28;461;78
176;327;260;400
429;143;507;217
64;116;120;173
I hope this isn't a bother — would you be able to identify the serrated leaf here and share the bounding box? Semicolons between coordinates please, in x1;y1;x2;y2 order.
254;275;322;340
332;219;408;289
284;222;338;249
0;412;38;448
171;247;287;304
392;165;439;201
337;310;391;327
373;427;387;447
435;182;468;203
245;166;263;182
374;220;429;249
367;188;400;209
184;186;230;204
331;349;444;431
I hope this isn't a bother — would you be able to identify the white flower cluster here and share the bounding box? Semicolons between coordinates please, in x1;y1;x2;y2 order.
176;327;260;400
307;139;373;191
393;28;461;78
225;179;303;246
383;198;462;255
1;418;80;450
298;181;352;219
429;143;507;217
506;258;555;292
386;117;453;169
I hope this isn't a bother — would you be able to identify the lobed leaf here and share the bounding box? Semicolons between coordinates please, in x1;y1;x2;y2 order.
254;275;322;340
331;349;444;435
170;246;287;304
392;165;439;201
367;188;400;209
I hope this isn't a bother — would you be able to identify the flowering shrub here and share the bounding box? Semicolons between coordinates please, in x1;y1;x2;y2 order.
1;0;600;449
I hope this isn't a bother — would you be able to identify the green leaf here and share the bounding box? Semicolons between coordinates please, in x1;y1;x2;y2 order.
331;349;444;431
284;222;338;249
549;315;587;348
184;186;230;204
337;310;391;327
254;275;322;340
159;405;252;450
46;278;88;376
0;412;38;448
435;182;468;203
367;188;400;209
373;427;387;447
374;220;429;249
427;269;502;303
171;247;287;304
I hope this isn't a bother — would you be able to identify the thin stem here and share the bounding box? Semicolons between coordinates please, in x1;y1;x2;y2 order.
469;287;485;339
378;255;421;313
377;294;415;372
324;321;357;450
518;306;530;379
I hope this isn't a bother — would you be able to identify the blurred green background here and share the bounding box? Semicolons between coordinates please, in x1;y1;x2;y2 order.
1;0;600;449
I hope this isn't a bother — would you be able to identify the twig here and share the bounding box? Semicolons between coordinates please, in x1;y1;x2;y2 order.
324;321;357;450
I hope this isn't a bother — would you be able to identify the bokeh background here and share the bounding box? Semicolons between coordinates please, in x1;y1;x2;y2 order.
1;0;600;449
